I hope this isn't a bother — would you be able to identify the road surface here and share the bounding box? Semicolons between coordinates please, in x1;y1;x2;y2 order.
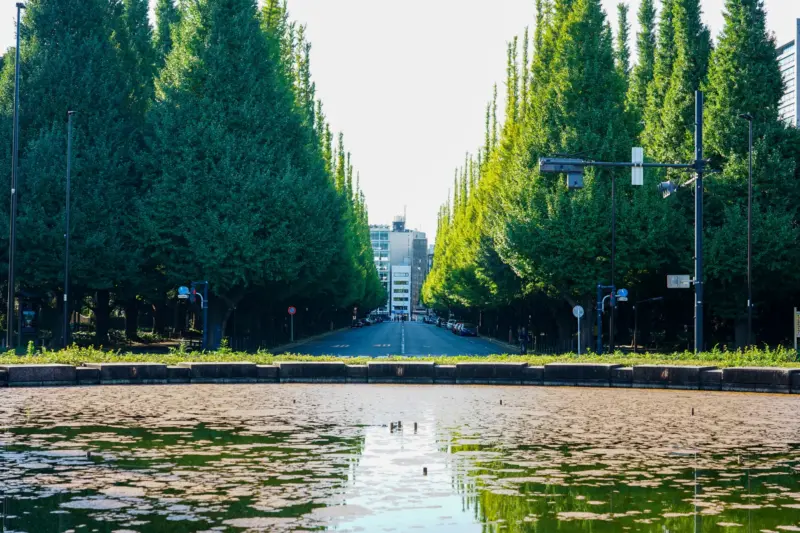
283;321;510;356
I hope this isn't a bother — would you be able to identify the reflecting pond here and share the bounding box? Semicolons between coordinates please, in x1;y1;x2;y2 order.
1;384;800;532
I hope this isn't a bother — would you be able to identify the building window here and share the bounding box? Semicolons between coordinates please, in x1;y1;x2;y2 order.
394;280;409;286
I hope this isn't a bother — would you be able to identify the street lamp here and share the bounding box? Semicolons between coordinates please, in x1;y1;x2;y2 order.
539;92;705;353
62;111;75;348
633;296;663;353
6;3;24;350
738;112;753;348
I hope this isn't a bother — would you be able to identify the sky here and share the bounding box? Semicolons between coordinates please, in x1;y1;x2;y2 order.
0;0;795;243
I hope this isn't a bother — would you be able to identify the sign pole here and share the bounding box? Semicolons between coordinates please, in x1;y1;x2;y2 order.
291;314;294;343
795;307;797;353
573;305;585;355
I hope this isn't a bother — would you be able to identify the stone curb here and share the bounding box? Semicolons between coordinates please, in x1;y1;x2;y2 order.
0;362;797;394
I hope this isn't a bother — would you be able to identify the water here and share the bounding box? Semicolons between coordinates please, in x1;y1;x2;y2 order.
1;384;799;532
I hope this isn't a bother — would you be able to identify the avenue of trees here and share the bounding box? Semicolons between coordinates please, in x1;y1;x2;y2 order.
0;0;385;347
423;0;800;350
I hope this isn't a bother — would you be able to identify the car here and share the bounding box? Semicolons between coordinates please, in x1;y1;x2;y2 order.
351;319;363;328
363;318;372;326
437;318;445;327
446;319;456;330
459;323;478;336
452;322;463;334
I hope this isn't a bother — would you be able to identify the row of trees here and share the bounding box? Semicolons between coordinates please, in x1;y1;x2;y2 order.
0;0;385;347
423;0;800;350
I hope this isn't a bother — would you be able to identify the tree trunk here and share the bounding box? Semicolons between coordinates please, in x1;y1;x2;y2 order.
124;299;139;341
734;317;748;350
152;301;167;336
94;289;110;346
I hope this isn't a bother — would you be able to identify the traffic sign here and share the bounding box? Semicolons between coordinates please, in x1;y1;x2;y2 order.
667;275;692;289
288;306;296;315
632;147;644;186
572;305;584;319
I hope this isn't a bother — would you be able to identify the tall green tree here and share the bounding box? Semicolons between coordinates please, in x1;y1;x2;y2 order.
644;0;711;163
615;3;631;84
145;0;343;341
1;0;147;344
702;0;798;344
626;0;656;125
154;0;180;68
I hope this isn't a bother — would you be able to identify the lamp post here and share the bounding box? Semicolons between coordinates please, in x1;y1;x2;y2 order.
738;113;753;348
633;296;663;353
6;3;24;350
539;92;706;352
62;111;75;348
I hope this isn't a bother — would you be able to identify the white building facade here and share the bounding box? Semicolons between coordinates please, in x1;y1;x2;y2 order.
390;265;412;319
371;216;429;318
778;19;800;127
369;225;391;314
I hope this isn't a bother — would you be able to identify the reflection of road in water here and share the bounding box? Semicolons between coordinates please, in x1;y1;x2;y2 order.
0;384;799;531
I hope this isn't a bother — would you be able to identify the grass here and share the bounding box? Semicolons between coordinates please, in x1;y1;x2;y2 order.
0;344;797;368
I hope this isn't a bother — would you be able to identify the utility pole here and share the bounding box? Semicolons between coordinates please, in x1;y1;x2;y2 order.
694;92;704;353
63;111;75;348
738;113;754;348
6;3;24;350
610;173;616;353
539;91;706;352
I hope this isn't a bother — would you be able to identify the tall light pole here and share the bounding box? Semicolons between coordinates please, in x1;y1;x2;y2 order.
62;111;75;348
738;113;753;348
540;91;706;352
6;3;24;350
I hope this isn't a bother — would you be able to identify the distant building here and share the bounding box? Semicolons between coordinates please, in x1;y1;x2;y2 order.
370;215;429;318
427;244;434;273
390;265;412;318
778;19;800;127
369;225;391;314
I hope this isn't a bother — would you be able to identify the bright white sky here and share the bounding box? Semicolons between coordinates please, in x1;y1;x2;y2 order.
0;0;795;242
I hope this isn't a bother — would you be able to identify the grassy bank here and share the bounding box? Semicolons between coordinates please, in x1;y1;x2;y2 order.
0;345;798;368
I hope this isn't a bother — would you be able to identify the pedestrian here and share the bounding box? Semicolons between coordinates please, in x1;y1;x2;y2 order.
518;326;528;355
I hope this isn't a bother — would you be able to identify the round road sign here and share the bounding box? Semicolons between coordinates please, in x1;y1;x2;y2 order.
572;305;584;319
288;306;296;315
617;288;629;298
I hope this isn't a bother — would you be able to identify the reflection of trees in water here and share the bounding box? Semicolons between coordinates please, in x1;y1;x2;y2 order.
1;422;367;533
447;439;800;533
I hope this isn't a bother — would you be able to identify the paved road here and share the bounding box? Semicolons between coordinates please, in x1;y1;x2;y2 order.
285;321;508;357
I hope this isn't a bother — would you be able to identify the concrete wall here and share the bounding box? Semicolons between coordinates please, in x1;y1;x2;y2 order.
0;363;798;394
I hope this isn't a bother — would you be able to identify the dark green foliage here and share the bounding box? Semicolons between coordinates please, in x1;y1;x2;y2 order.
615;3;631;83
154;0;180;68
626;0;656;124
0;0;382;348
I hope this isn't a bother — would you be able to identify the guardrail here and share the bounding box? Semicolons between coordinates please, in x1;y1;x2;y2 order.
1;362;798;394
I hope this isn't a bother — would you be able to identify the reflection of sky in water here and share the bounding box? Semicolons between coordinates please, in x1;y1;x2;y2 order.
0;384;799;531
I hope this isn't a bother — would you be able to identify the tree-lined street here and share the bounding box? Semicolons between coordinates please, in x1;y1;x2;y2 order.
284;321;502;357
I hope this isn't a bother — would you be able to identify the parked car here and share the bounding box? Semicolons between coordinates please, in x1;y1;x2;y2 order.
459;323;478;336
446;319;456;330
363;318;373;326
437;318;445;327
351;319;363;328
453;322;463;334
